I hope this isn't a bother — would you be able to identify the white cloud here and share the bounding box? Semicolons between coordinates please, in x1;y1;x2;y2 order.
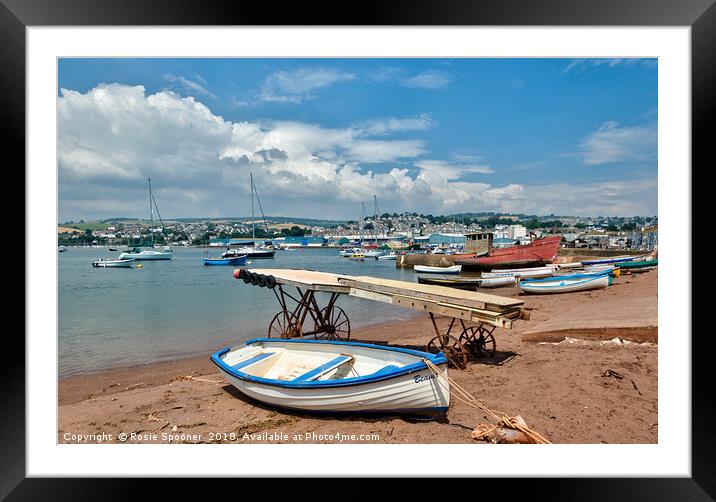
561;58;657;75
578;121;657;165
400;70;451;89
244;67;355;105
58;84;656;221
163;73;216;99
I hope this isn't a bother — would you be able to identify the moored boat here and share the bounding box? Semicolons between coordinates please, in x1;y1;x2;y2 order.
203;255;247;266
223;246;275;259
414;264;462;274
211;338;450;416
119;247;173;260
92;258;135;268
518;272;612;294
452;235;561;270
377;252;397;260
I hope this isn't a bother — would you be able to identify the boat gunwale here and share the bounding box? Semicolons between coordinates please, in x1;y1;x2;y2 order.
211;338;448;389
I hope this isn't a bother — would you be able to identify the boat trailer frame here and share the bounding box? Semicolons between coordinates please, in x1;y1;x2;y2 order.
237;269;513;369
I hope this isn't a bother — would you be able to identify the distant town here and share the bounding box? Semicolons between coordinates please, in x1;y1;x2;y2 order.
58;211;658;252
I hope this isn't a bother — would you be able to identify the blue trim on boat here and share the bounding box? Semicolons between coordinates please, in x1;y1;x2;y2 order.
231;351;275;370
210;338;448;389
581;256;638;265
519;275;608;289
520;271;610;283
203;256;247;266
292;355;353;382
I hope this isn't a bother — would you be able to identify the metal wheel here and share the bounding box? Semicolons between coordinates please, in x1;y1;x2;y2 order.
426;334;469;369
313;306;351;340
268;311;304;339
459;326;496;358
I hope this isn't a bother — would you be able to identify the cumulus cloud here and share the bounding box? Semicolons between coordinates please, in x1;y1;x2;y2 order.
578;121;657;165
58;84;655;221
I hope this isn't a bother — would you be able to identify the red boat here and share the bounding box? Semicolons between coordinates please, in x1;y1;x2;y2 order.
452;235;561;270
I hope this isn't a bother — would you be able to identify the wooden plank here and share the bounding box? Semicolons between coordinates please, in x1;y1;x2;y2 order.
339;276;523;312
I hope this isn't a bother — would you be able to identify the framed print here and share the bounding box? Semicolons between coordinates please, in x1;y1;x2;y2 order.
6;0;710;497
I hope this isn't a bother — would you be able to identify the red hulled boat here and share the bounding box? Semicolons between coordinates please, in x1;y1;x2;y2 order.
452;235;561;270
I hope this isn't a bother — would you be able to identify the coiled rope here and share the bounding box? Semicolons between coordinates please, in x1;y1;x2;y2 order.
423;358;551;444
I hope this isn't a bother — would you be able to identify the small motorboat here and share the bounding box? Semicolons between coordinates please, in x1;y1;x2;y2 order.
349;253;365;261
377;252;397;260
119;247;173;260
414;264;462;274
203;255;247;266
92;258;135;268
211;338;450;417
518;273;612;294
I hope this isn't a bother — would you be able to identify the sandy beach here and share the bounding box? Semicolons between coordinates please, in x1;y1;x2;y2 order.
59;269;657;444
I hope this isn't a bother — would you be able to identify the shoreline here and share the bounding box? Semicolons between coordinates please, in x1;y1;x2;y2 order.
59;270;658;444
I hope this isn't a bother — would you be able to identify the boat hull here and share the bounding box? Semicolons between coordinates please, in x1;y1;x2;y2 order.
92;259;135;268
519;274;611;294
453;235;561;270
203;256;247;266
414;265;462;274
118;251;173;260
211;339;450;416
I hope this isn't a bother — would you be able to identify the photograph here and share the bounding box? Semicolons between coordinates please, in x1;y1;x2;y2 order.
56;56;659;446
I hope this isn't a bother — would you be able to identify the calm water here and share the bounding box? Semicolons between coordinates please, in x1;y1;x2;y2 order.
58;247;420;377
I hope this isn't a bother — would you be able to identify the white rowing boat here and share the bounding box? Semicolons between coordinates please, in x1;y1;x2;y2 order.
478;276;517;288
482;268;554;279
414;264;462;274
211;338;450;416
518;273;612;294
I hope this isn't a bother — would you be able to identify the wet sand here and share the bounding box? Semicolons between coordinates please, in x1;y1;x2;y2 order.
59;269;657;444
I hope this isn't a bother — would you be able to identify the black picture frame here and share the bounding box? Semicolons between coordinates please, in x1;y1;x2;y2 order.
5;0;708;498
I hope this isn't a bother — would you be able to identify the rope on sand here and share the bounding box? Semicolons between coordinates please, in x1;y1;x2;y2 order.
172;375;227;384
423;358;551;444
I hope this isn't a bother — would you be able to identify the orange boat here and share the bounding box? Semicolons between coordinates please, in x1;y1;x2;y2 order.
452;235;561;270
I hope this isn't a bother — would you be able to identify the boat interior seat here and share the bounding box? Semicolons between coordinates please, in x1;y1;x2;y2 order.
367;365;400;377
292;355;354;383
231;351;277;371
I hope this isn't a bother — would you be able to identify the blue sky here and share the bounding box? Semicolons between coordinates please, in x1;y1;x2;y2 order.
58;58;657;221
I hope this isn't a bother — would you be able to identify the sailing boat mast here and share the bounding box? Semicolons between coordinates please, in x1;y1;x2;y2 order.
250;172;255;241
148;178;154;246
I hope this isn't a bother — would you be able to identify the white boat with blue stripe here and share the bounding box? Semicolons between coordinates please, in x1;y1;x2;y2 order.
211;338;450;417
518;272;612;294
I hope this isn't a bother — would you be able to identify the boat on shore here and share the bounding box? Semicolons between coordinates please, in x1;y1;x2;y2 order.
481;267;555;279
581;255;648;266
203;255;247;266
518;272;612;294
616;258;658;270
210;338;450;417
414;264;462;274
92;258;135;268
452;235;561;270
417;275;515;289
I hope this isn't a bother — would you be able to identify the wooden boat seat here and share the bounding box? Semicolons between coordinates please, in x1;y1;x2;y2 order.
231;351;277;370
292;355;354;382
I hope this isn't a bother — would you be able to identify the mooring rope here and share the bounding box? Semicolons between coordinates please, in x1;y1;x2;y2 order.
423;358;551;444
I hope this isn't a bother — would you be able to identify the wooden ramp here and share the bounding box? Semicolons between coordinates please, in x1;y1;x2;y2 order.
241;269;526;329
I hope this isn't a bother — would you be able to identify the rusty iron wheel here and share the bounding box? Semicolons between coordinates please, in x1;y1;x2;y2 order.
313;306;351;340
426;334;469;370
267;311;304;339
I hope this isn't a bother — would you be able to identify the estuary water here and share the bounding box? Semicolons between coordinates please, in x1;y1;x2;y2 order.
58;247;420;377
